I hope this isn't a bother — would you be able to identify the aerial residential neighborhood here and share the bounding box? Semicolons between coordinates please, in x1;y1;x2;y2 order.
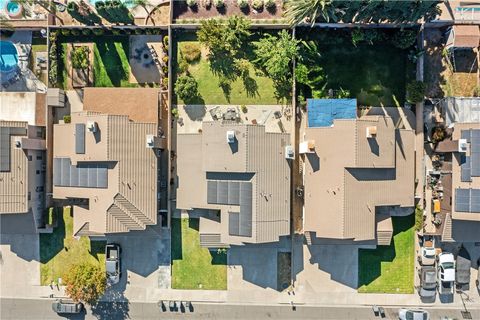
1;1;480;319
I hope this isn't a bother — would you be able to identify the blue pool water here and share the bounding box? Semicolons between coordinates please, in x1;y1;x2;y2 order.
0;41;19;73
89;0;135;9
456;7;480;12
307;99;357;127
0;0;21;14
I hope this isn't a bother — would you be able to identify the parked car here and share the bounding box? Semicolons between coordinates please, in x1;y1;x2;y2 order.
476;258;480;291
105;243;121;286
419;266;437;302
456;246;471;290
51;299;83;314
421;236;436;266
437;252;455;295
398;308;430;320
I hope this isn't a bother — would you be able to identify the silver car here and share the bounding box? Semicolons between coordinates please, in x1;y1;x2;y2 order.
398;309;430;320
105;243;121;286
419;266;436;303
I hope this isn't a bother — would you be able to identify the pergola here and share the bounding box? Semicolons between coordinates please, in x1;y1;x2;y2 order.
445;25;480;72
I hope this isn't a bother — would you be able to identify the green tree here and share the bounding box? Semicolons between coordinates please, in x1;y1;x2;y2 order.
253;30;299;98
284;0;331;26
406;81;426;104
63;263;106;305
175;74;199;103
71;46;89;70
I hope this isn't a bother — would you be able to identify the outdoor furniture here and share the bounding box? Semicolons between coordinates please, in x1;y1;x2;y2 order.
184;301;192;312
372;305;379;316
168;300;176;311
378;307;385;318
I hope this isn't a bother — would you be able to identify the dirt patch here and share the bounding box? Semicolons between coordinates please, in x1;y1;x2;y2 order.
173;0;284;21
277;252;291;291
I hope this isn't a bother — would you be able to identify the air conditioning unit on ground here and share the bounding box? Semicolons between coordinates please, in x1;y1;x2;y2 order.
226;131;235;144
146;135;155;148
285;145;295;160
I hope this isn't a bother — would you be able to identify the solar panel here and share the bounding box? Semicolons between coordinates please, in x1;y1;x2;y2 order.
471;130;480;176
472;189;480;212
75;124;85;154
53;158;108;188
229;212;240;236
239;182;252;237
460;156;472;182
0;127;10;172
456;188;480;213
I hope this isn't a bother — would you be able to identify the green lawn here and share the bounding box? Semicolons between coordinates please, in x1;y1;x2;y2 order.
39;207;105;285
299;31;414;107
358;215;415;294
174;35;280;105
171;218;227;290
93;38;135;87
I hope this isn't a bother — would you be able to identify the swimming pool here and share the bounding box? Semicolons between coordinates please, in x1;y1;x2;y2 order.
0;41;19;74
0;0;24;18
89;0;135;9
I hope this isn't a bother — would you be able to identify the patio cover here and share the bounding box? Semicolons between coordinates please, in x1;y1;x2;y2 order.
442;97;480;126
447;25;480;48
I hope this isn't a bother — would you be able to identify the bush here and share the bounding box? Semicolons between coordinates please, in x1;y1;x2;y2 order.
162;55;169;64
71;46;89;70
213;0;224;8
392;29;418;49
134;28;143;35
175;74;199;102
112;28;122;35
61;29;71;36
432;126;446;143
63;115;72;123
71;29;80;36
178;56;189;73
406;80;426;103
237;0;248;8
252;0;263;10
186;0;197;7
64;263;106;305
67;1;78;12
181;43;201;63
171;107;179;119
264;0;275;8
163;35;169;47
414;205;423;232
241;104;248;113
92;28;104;36
81;28;91;35
162;77;169;89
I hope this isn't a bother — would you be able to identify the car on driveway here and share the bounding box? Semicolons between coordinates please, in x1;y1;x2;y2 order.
51;299;83;314
456;246;471;290
398;308;430;320
105;243;121;286
419;266;437;302
421;236;436;266
437;252;455;295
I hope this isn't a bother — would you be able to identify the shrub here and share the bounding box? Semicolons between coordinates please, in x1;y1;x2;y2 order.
64;263;106;305
237;0;248;8
252;0;263;10
432;126;446;143
414;205;423;232
406;80;426;103
71;29;80;36
67;1;78;12
181;43;201;63
71;46;89;69
134;28;143;35
202;0;212;7
112;28;122;35
63;115;71;123
241;104;248;113
213;0;224;8
61;29;71;36
81;28;91;35
162;77;169;89
392;29;418;49
264;0;275;8
178;56;189;73
186;0;197;7
175;74;199;102
163;35;169;47
95;0;105;9
92;28;105;35
171;107;179;119
162;55;169;64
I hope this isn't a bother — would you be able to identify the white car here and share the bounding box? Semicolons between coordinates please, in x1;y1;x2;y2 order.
437;252;455;294
398;309;430;320
421;236;436;266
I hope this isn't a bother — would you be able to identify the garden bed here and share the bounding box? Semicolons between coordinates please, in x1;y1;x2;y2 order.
173;0;285;23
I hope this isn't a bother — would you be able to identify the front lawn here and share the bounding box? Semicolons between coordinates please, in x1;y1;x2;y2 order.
171;218;227;290
174;33;280;105
39;207;105;285
357;214;415;294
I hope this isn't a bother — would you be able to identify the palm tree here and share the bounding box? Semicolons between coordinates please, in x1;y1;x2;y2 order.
284;0;332;27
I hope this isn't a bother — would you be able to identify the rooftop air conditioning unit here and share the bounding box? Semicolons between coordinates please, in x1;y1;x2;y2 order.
285;145;295;160
226;131;235;144
86;121;97;133
14;139;22;149
146;135;155;148
366;126;377;138
458;139;468;153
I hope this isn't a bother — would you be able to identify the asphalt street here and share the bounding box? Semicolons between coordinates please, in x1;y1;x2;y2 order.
1;298;479;320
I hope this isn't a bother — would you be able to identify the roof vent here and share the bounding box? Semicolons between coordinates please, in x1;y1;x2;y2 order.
14;139;22;149
366;126;377;138
86;121;97;133
226;130;235;144
285;145;295;160
458;139;468;153
146;135;155;148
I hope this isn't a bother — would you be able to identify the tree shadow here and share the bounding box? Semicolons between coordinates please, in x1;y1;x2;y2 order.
220;80;232;103
210;250;227;265
242;74;259;98
89;240;106;262
91;297;130;320
171;218;183;260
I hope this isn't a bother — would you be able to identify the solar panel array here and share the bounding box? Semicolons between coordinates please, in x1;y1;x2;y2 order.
455;188;480;213
460;129;480;181
75;124;85;154
0;127;10;172
207;179;253;237
53;157;108;188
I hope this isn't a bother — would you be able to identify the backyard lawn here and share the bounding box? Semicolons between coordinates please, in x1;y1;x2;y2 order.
174;35;280;105
39;207;105;285
299;31;414;107
357;214;415;294
171;218;227;290
93;38;135;87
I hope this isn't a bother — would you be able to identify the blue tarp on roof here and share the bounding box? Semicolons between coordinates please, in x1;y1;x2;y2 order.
307;98;357;127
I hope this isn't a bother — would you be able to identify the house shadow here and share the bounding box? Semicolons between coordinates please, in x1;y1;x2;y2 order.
227;236;291;290
183;104;206;121
306;152;320;172
0;212;41;262
91;293;130;320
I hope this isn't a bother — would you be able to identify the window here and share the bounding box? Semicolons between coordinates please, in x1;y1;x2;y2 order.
36;128;43;138
36;186;44;192
28;192;31;201
36;170;40;175
36;155;42;160
28;155;32;161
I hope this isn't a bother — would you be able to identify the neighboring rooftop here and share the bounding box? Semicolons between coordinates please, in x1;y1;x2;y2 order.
446;25;480;48
53;112;158;235
82;88;161;124
442;97;480;127
302;105;415;243
0;121;28;214
0;92;46;126
176;121;291;246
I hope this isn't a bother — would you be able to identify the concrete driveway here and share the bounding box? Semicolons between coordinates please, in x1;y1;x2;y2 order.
103;224;171;302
